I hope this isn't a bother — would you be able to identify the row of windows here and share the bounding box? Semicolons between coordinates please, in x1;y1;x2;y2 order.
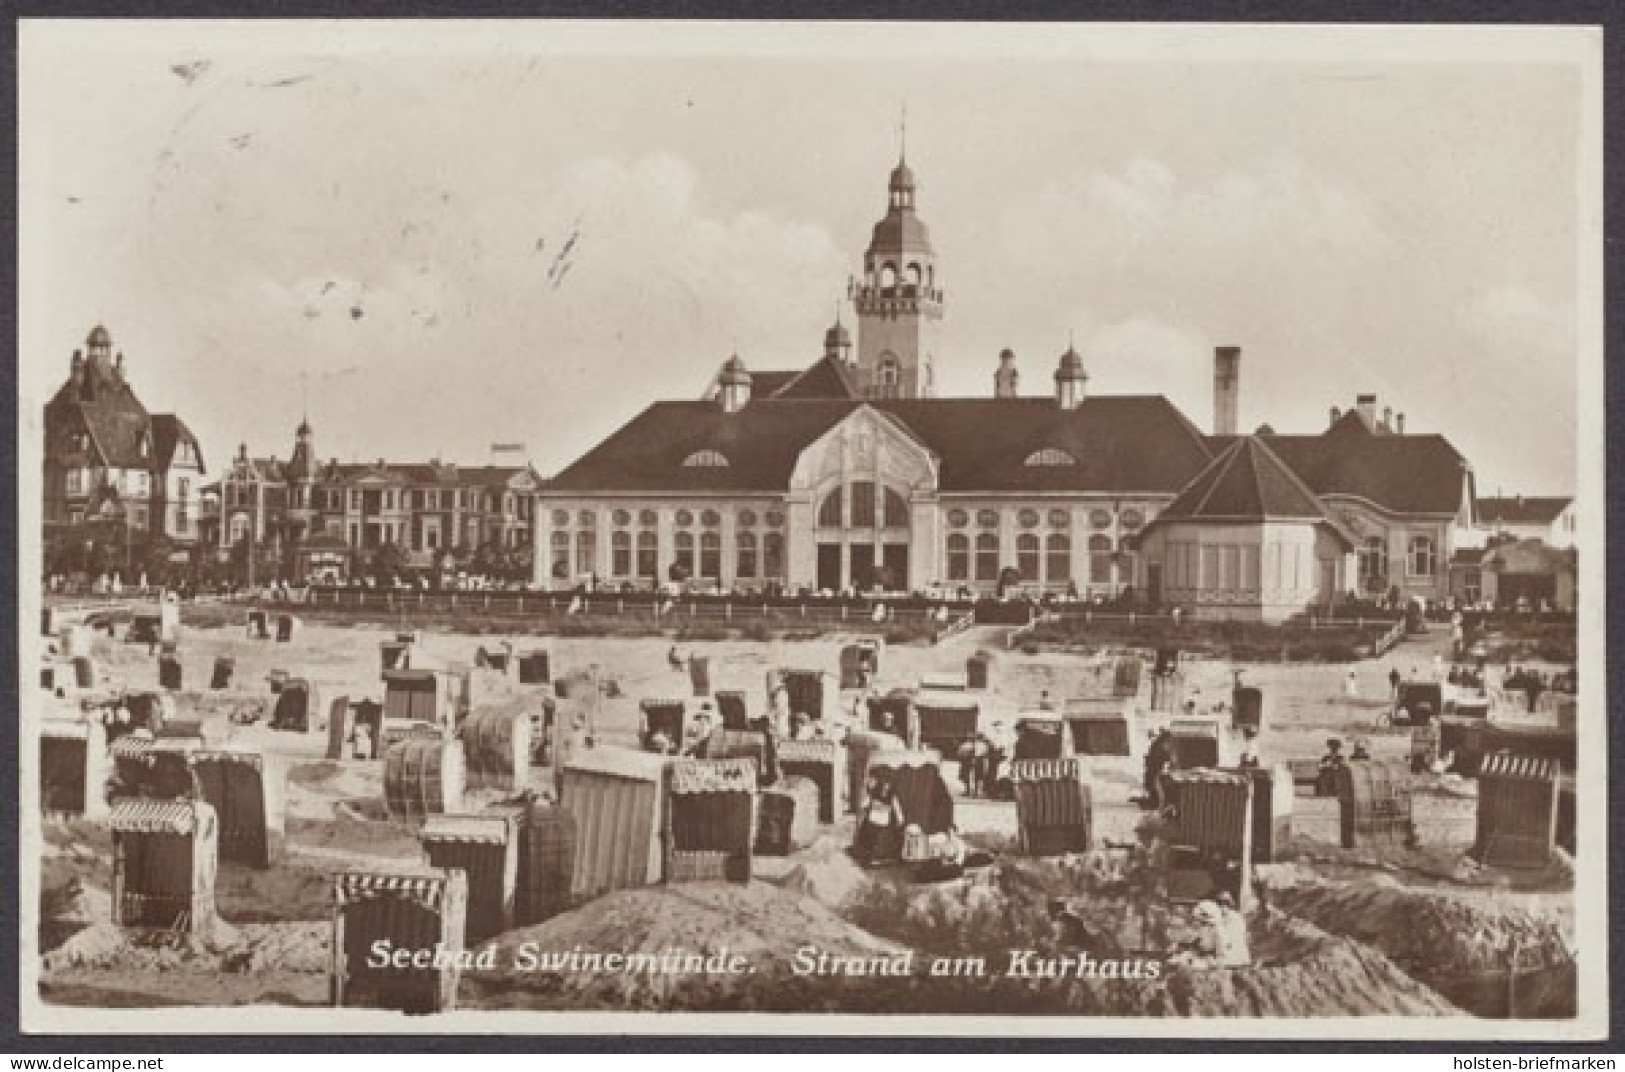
551;529;786;580
942;533;1127;584
1357;534;1437;581
224;482;527;517
817;484;909;529
1166;543;1266;591
549;508;787;529
944;507;1146;531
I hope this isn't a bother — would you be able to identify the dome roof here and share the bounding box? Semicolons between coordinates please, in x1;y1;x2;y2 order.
824;320;852;348
86;324;111;347
1056;345;1088;380
868;212;933;254
890;160;915;190
719;354;751;385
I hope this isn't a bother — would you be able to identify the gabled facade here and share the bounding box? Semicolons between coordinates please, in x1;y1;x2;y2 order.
42;325;206;546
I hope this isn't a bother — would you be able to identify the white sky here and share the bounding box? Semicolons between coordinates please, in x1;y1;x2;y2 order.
19;21;1597;495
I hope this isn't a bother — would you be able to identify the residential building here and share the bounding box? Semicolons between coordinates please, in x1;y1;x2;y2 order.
42;324;206;552
210;419;542;580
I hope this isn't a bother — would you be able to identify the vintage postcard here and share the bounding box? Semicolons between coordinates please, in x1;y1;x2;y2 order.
17;19;1607;1038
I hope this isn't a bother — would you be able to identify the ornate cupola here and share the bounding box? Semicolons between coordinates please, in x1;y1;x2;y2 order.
717;353;752;414
1055;343;1088;411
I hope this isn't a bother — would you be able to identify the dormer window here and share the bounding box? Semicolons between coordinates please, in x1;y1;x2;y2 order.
1024;448;1076;467
682;450;729;468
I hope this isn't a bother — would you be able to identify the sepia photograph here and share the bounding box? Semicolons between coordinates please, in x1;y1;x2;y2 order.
15;19;1607;1038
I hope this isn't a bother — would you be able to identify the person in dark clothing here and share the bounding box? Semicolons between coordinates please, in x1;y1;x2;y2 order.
854;773;904;866
1143;729;1175;810
1388;667;1402;697
1317;738;1345;796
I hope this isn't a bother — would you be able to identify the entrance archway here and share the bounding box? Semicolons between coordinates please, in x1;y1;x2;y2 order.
814;481;911;593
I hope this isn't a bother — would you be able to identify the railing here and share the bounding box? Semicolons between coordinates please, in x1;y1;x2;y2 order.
935;610;976;645
302;586;957;631
1371;618;1408;658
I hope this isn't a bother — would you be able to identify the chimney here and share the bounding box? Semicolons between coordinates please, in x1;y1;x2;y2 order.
1329;405;1341;428
1382;405;1393;432
994;349;1019;398
1396;412;1405;435
1356;393;1378;429
718;354;752;414
1213;346;1241;436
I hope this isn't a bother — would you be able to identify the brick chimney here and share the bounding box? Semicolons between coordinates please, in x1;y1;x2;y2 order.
1329;405;1341;428
1213;346;1241;436
1395;412;1405;435
994;349;1019;398
1356;393;1378;429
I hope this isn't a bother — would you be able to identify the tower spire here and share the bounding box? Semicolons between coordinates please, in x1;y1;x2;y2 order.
899;101;907;163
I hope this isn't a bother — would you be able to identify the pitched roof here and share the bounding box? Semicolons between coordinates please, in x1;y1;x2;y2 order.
150;414;204;474
1477;496;1571;525
547;394;1216;494
1160;437;1329;522
1206;423;1472;516
749;370;801;398
769;355;859;400
80;403;153;469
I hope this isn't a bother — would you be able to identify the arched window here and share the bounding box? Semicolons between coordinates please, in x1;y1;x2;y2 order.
1025;448;1076;467
975;533;1000;582
884;487;909;528
577;509;595;527
639;509;658;527
674;509;694;527
1046;533;1071;583
947;508;969;528
674;531;695;576
737;509;757;528
817;488;843;528
700;509;721;528
1088;534;1113;585
1018;508;1040;529
946;533;970;581
850;481;878;527
636;530;657;578
612;508;631;527
763;532;784;578
736;531;758;579
611;531;631;576
1017;533;1040;582
976;509;999;528
1048;508;1070;529
682;450;729;468
906;262;922;287
1408;535;1436;577
879;263;898;289
700;531;721;579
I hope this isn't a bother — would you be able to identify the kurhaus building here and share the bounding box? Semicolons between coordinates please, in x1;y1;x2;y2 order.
537;153;1479;620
